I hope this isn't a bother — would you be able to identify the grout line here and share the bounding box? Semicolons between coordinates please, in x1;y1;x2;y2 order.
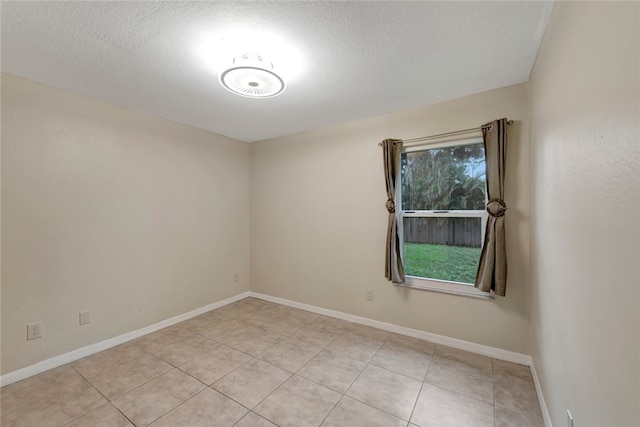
408;380;425;424
241;369;294;414
113;403;136;427
423;380;495;407
492;359;503;427
203;354;256;389
365;361;426;383
491;358;497;406
319;393;344;426
145;386;211;425
61;367;123;426
207;383;254;413
231;411;276;427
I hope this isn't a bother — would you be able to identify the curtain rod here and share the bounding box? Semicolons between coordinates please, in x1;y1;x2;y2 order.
378;120;514;146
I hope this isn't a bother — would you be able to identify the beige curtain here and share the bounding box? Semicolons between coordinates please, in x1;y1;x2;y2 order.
383;139;405;283
475;118;508;296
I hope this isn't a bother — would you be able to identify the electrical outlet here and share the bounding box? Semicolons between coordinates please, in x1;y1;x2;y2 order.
27;322;42;340
233;273;239;282
366;289;374;301
567;409;574;427
79;311;90;325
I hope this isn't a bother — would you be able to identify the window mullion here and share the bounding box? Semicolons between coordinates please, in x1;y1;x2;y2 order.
402;210;485;218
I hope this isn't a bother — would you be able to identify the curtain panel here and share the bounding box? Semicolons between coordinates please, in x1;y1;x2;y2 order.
382;138;405;283
475;118;508;296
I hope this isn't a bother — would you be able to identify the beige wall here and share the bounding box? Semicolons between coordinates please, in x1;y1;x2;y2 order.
528;2;639;426
251;83;531;353
1;74;250;374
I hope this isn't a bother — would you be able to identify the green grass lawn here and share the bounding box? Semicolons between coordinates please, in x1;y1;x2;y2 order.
403;243;481;284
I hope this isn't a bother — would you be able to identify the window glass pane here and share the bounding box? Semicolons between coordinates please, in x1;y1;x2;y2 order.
401;143;486;211
402;217;482;284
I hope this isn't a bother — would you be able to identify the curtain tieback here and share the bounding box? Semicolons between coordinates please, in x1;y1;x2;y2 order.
385;199;396;213
486;198;507;217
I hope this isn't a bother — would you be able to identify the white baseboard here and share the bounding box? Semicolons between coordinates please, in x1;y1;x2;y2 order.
530;358;553;427
0;291;250;387
248;291;531;366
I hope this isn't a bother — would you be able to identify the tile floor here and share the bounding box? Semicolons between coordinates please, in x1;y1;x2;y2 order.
0;297;544;427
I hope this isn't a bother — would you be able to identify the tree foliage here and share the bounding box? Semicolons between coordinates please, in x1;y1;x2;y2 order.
401;144;486;211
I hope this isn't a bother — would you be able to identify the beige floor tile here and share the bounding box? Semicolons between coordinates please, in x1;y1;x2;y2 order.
2;366;106;427
254;302;287;314
243;307;270;318
494;373;543;420
234;412;278;427
174;314;213;330
230;298;268;311
344;323;391;340
346;364;422;421
72;342;148;378
174;320;214;337
39;366;107;418
495;406;545;427
311;315;352;332
425;355;493;403
39;363;85;384
410;384;494;427
326;332;384;362
258;336;323;372
219;326;285;356
112;368;205;426
434;345;493;370
130;330;185;354
240;297;275;310
285;308;320;323
371;341;432;380
386;333;436;355
292;325;342;348
493;359;534;382
149;388;247;427
64;403;134;427
150;334;219;366
1;374;50;415
215;304;255;318
255;375;341;427
86;353;173;399
160;322;198;338
261;315;308;335
321;396;406;427
193;310;230;325
2;401;72;427
212;359;291;408
196;318;251;340
256;302;291;316
179;344;251;384
297;349;366;393
241;311;274;327
58;388;107;420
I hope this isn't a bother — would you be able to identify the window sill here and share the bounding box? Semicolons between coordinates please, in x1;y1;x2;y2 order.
399;276;494;300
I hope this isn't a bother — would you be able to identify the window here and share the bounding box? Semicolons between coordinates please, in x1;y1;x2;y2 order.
398;137;490;297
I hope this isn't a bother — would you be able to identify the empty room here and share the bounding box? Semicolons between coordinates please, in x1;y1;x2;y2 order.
1;1;638;427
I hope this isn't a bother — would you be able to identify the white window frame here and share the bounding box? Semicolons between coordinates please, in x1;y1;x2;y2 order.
397;136;493;299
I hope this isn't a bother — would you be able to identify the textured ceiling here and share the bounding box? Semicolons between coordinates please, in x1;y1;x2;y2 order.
1;1;553;142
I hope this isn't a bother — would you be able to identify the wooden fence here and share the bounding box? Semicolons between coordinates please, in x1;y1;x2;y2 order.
403;217;482;248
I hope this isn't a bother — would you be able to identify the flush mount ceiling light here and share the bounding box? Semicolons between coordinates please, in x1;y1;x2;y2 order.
219;53;285;98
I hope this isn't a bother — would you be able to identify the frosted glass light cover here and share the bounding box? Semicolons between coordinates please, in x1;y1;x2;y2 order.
220;54;285;98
